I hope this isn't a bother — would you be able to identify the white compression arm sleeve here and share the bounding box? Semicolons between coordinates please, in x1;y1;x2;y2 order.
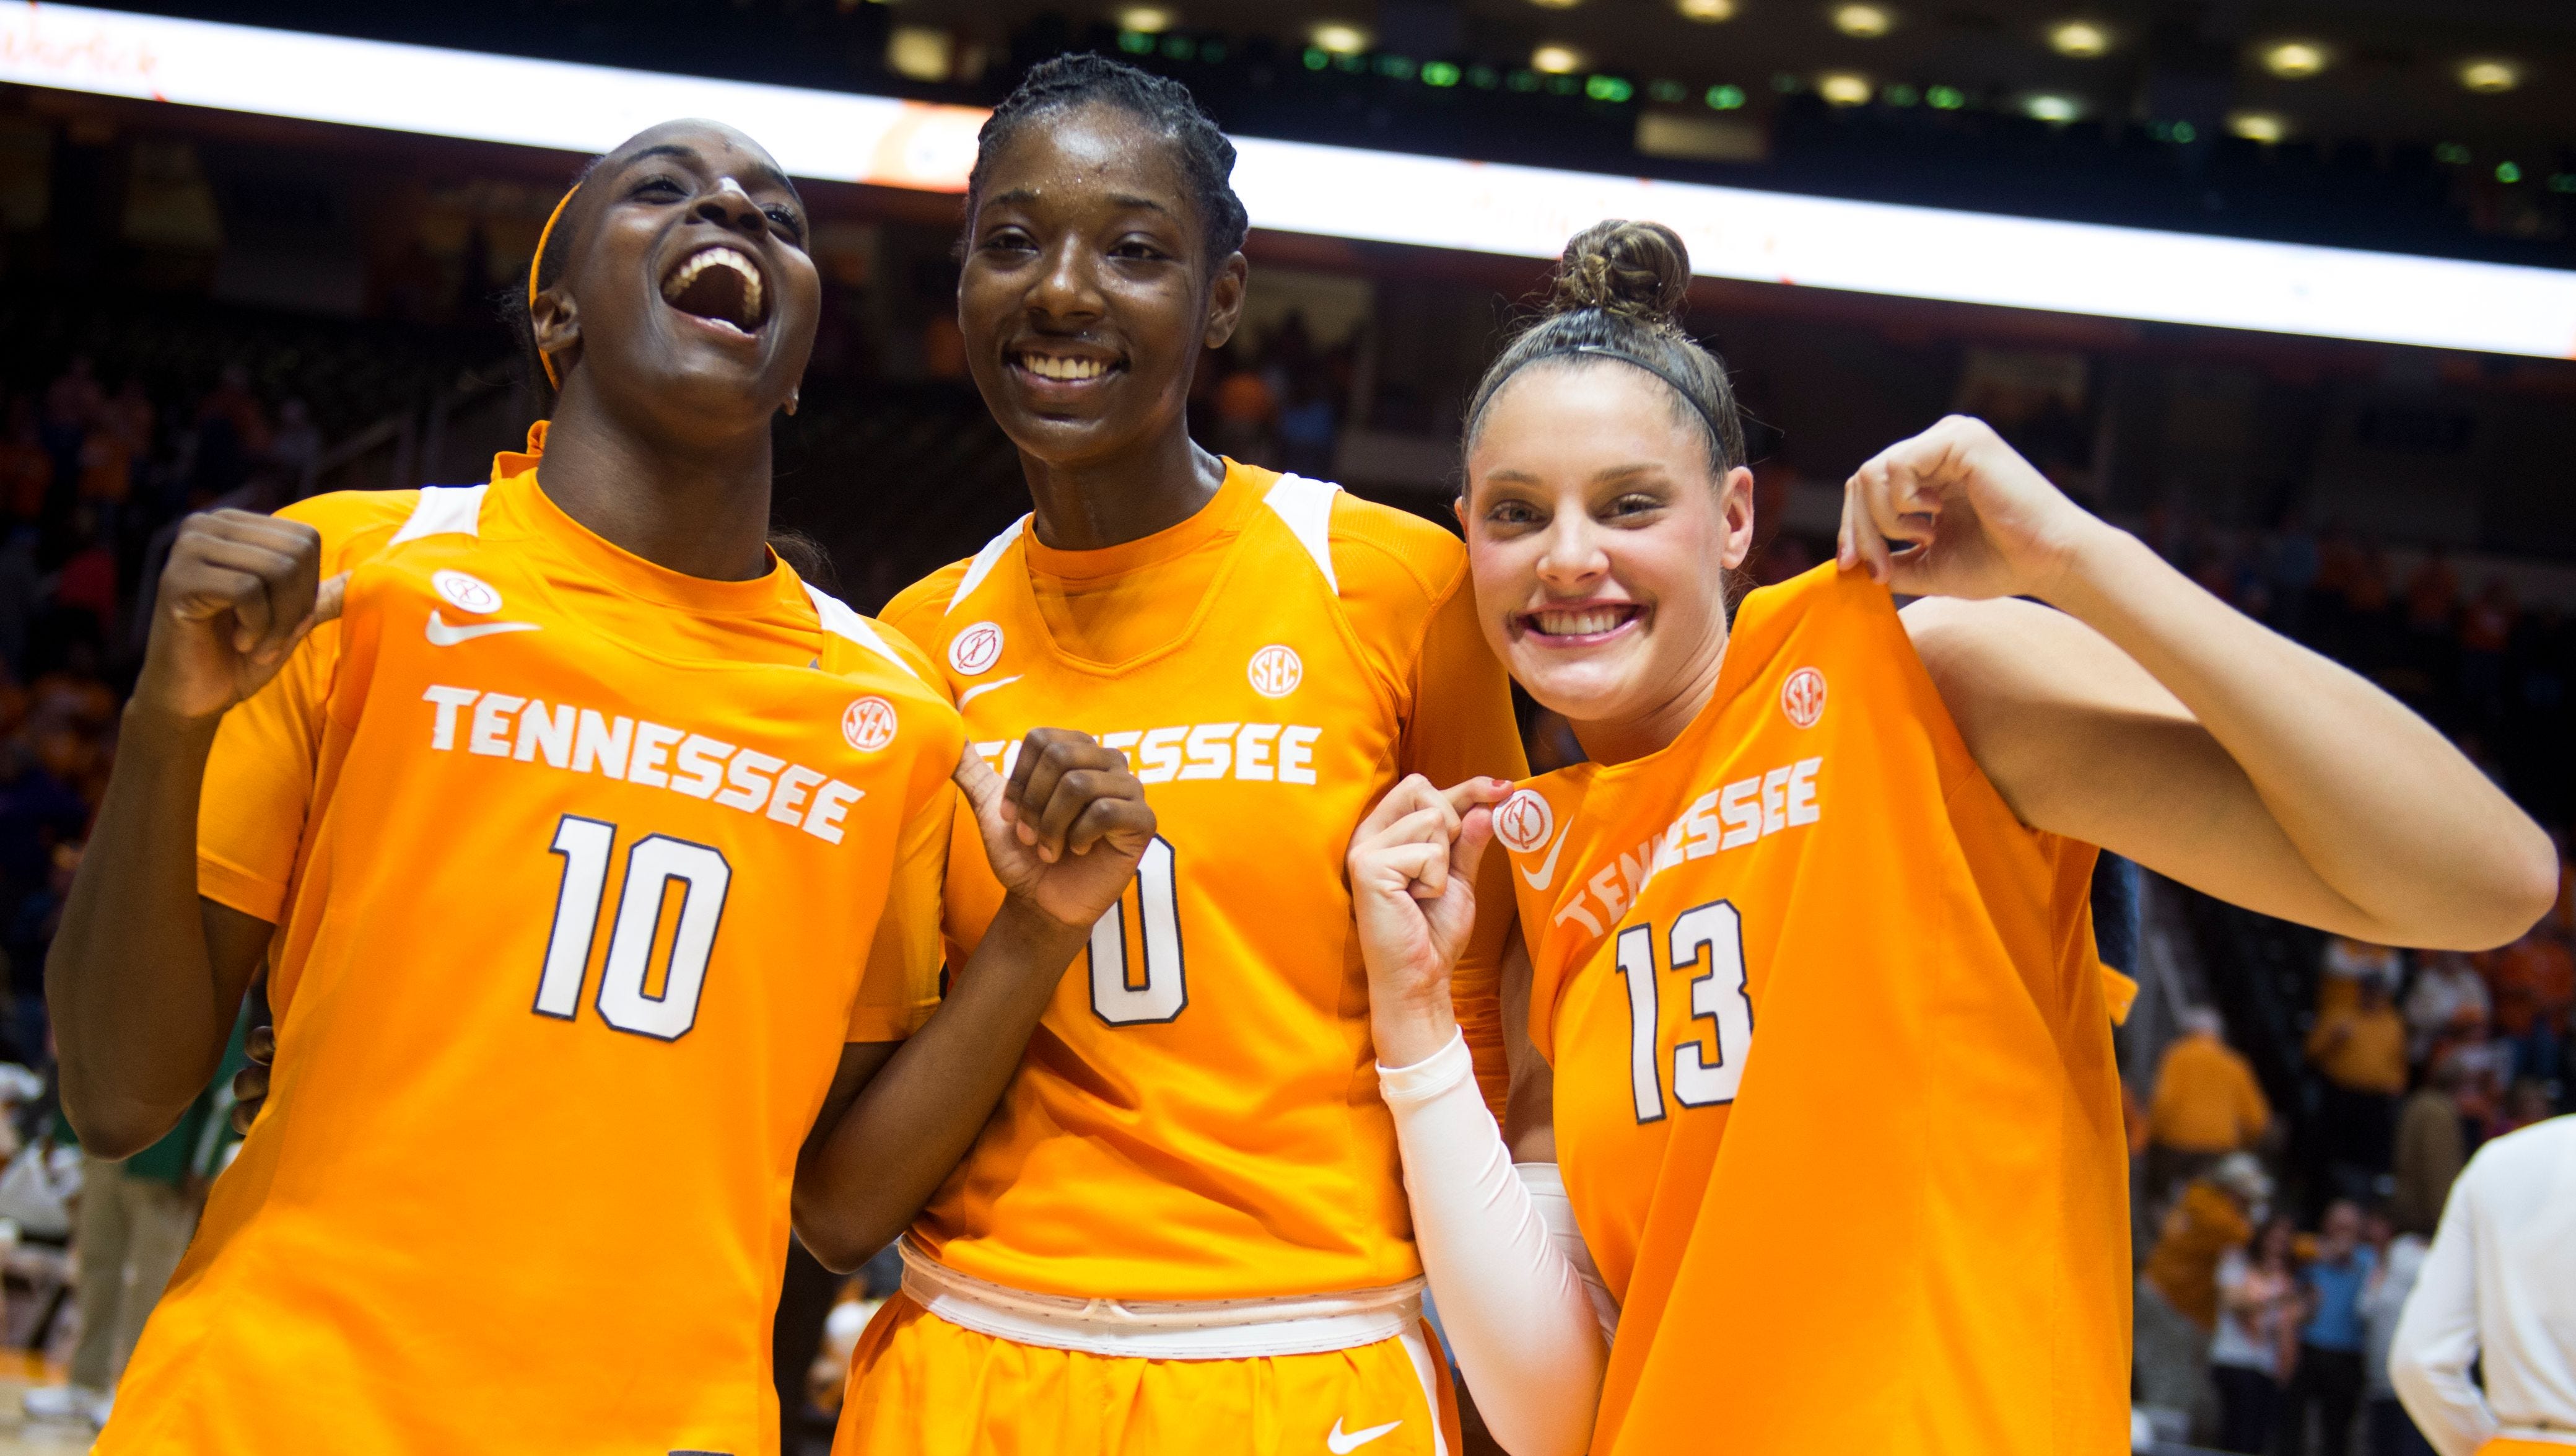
1380;1031;1610;1456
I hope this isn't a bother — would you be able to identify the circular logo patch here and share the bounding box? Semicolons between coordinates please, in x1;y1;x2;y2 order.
948;620;1004;677
1780;666;1828;729
431;569;502;615
1247;644;1304;699
842;696;898;753
1493;789;1556;856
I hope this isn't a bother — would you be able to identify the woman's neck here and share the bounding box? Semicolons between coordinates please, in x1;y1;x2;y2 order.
1020;423;1226;552
533;387;775;581
1568;624;1731;767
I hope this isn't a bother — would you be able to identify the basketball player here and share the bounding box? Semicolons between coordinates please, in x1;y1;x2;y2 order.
47;120;1153;1454
1346;221;2557;1455
827;58;1527;1454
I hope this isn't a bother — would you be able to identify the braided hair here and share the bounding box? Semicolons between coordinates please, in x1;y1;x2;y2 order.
1465;219;1745;477
966;54;1249;261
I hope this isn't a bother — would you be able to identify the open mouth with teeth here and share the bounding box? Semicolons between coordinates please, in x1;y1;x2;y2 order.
1011;349;1123;387
660;245;767;335
1519;602;1646;644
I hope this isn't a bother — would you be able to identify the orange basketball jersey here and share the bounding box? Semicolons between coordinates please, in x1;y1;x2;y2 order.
880;460;1526;1301
105;442;961;1455
1499;565;2128;1456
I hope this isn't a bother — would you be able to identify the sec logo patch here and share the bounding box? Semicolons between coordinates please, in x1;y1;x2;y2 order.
1247;644;1303;699
1493;789;1555;856
431;569;502;615
1781;666;1827;729
842;696;897;753
949;621;1004;677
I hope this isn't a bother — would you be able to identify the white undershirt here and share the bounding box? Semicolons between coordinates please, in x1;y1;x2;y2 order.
2389;1115;2576;1456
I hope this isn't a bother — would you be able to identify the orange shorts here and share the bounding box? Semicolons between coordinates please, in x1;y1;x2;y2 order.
836;1292;1460;1456
2478;1441;2576;1456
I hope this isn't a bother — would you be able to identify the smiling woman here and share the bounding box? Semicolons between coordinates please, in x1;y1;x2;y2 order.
45;117;1158;1455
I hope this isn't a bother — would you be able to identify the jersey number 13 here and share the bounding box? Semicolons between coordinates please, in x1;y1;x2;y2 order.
1613;899;1756;1123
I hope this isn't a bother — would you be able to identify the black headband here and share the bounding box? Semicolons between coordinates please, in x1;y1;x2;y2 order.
1477;343;1731;464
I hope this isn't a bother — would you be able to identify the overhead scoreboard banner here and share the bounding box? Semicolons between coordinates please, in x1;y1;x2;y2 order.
9;1;2576;357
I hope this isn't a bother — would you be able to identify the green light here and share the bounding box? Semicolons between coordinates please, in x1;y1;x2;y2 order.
1468;64;1500;88
1884;82;1918;106
2434;142;2471;165
1707;84;1746;110
1423;60;1461;87
2495;160;2522;183
1649;79;1687;103
1377;54;1416;79
1507;69;1540;92
1200;41;1226;63
1586;75;1634;102
1303;46;1329;70
1925;84;1964;109
1547;74;1579;95
2551;173;2576;194
2171;121;2196;143
1117;30;1155;54
1334;52;1365;72
1771;72;1801;93
1160;35;1195;59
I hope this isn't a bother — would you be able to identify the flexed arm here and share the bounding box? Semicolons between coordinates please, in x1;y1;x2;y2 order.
792;729;1154;1270
1840;416;2556;950
51;511;340;1156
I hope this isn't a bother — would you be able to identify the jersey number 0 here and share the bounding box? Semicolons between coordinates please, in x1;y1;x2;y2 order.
1088;836;1184;1025
536;814;731;1041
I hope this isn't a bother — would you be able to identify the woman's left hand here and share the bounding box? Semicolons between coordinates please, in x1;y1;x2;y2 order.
1836;414;2107;603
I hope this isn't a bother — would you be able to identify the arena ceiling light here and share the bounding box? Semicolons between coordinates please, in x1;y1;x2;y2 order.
1308;22;1369;54
1530;44;1586;74
2046;20;2111;58
1676;0;1739;20
2259;40;2330;79
2022;93;2082;123
10;3;2576;359
1114;7;1176;34
1816;72;1873;105
2457;59;2521;94
2229;111;2288;144
1831;4;1894;38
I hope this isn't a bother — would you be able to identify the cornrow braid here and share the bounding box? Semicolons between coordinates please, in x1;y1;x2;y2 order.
966;53;1249;260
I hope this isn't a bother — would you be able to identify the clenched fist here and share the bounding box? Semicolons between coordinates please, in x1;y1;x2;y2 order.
137;510;344;721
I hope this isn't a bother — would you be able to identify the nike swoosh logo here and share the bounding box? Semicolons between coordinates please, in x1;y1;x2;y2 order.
956;675;1022;708
1326;1418;1402;1454
1517;825;1571;891
425;610;543;646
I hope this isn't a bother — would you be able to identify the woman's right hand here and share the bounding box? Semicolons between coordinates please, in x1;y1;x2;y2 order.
1349;774;1508;1067
134;511;342;722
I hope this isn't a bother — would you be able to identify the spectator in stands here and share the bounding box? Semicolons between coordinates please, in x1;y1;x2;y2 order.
47;511;119;650
2487;929;2572;1084
41;356;102;480
2406;548;2460;634
1207;356;1277;468
2209;1213;2300;1454
2310;975;2411;1191
2392;1056;2470;1239
2325;935;2404;1011
2458;579;2515;729
21;1014;248;1431
2136;1152;2270;1439
2390;1114;2575;1456
0;401;52;526
2146;1006;2271;1198
2406;952;2491;1066
2491;1078;2553;1139
2281;1199;2377;1456
2360;1203;2435;1456
2266;509;2321;640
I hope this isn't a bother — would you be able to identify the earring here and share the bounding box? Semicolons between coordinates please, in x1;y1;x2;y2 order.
784;389;800;417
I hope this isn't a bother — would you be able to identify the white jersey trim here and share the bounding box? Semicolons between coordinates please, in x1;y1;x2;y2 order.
1263;474;1342;594
897;1237;1422;1360
388;484;488;545
805;584;921;680
948;516;1029;613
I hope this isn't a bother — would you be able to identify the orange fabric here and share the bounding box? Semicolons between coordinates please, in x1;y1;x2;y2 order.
873;460;1526;1305
1500;566;2127;1456
2488;936;2575;1037
2142;1181;2253;1330
2307;1004;2411;1094
838;1299;1461;1455
2475;1441;2576;1455
2149;1032;2272;1154
105;437;961;1455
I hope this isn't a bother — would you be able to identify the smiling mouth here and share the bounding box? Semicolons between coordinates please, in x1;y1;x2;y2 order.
1011;349;1123;385
1521;603;1646;641
660;245;767;335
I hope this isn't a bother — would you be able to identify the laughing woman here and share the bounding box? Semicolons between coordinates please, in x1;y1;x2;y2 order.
49;120;1152;1454
1347;220;2556;1456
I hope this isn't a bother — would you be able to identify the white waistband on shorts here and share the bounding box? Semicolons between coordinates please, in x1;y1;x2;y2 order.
896;1236;1423;1360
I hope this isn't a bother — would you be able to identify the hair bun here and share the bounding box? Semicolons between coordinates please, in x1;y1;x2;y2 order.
1547;219;1691;328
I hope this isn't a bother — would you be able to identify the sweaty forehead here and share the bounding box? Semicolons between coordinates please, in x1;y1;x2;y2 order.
980;103;1192;218
603;121;792;190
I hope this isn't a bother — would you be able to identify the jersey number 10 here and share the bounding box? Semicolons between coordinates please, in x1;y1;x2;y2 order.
535;815;731;1041
1613;900;1755;1123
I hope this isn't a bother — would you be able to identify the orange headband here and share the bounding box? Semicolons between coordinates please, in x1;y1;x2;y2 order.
529;182;581;388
